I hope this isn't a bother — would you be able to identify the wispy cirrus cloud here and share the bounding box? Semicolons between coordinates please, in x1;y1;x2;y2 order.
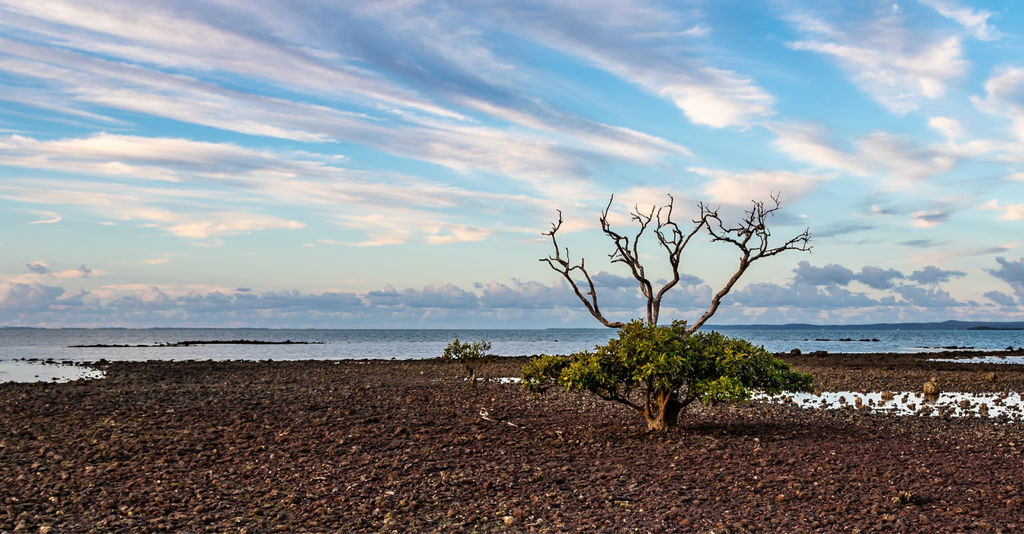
0;1;1022;327
785;6;966;113
917;0;1001;42
767;122;958;186
688;166;831;206
475;1;774;128
0;132;555;244
0;1;691;191
0;0;462;120
0;179;305;240
27;210;61;224
972;67;1024;144
0;0;772;134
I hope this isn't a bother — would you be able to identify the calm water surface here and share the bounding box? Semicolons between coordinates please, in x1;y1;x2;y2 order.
1;327;1023;362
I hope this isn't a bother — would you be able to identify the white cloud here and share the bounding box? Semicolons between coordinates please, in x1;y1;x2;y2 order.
424;225;493;245
924;115;1008;158
338;211;496;248
0;132;560;245
27;210;61;224
982;199;1024;221
467;1;775;128
769;122;957;184
856;132;956;181
787;11;966;113
918;0;1000;41
688;166;830;205
0;4;691;188
0;0;462;120
0;178;306;240
972;67;1024;143
168;215;304;240
928;116;961;143
657;67;775;128
767;122;867;174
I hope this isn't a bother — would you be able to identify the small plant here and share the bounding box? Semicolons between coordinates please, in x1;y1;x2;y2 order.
522;320;814;432
441;338;493;386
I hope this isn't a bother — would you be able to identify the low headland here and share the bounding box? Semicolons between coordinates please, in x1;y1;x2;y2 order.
3;349;1024;532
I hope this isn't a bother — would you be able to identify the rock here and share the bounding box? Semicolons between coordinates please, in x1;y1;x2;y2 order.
923;377;940;401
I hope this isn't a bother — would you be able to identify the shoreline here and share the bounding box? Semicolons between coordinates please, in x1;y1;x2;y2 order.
3;355;1023;531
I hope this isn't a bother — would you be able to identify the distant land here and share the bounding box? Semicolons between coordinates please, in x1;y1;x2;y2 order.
709;320;1024;331
2;320;1024;330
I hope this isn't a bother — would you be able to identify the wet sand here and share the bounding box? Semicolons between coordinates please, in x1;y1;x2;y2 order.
2;352;1023;532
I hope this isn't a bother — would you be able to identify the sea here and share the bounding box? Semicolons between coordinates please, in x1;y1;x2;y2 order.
2;326;1024;363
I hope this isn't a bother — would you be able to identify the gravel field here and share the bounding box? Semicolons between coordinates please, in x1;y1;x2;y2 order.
2;351;1024;532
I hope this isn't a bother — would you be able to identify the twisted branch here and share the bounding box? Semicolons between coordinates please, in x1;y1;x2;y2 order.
542;210;625;328
688;193;811;332
541;192;810;330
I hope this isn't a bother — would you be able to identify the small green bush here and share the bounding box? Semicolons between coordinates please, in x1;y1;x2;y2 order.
522;320;813;432
441;338;493;386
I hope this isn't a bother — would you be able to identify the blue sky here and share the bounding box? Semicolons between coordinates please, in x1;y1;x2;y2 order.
1;0;1023;328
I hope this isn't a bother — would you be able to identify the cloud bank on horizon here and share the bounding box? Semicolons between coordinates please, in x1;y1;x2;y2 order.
0;0;1023;327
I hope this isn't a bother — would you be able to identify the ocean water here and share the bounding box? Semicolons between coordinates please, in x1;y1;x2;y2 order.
1;327;1023;362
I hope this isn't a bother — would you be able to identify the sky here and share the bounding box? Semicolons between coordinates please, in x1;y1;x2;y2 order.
1;0;1023;328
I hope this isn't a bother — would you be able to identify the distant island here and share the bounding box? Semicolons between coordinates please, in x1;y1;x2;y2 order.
69;339;323;348
709;320;1024;331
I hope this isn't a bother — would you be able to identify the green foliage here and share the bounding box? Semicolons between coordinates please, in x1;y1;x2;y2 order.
441;338;492;364
441;338;493;385
521;320;813;429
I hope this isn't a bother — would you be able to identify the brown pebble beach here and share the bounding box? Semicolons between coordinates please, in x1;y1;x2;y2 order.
3;352;1024;532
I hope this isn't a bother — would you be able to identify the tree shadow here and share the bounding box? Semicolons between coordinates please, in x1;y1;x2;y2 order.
678;419;832;441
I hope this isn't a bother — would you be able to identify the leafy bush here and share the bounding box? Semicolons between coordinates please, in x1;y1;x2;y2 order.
441;338;493;386
522;320;813;432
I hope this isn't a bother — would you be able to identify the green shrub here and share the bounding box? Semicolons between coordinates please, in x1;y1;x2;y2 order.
522;320;813;432
441;338;493;386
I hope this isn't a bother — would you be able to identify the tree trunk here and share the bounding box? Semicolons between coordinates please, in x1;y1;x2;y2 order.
644;389;684;432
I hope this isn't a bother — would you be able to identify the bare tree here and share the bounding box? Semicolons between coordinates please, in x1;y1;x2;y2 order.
542;193;810;330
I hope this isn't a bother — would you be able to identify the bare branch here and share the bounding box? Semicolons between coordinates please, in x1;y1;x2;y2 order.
689;194;811;332
540;191;809;331
541;209;625;329
649;195;707;323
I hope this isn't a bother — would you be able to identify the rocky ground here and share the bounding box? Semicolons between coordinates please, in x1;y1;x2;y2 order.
2;351;1024;532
